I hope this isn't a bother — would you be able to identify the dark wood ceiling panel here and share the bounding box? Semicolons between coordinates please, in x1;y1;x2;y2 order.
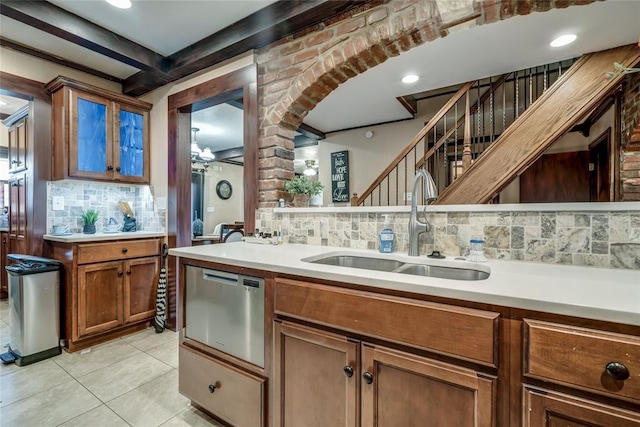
0;0;169;72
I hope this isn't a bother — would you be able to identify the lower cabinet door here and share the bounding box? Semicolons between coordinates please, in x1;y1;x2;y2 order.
179;345;265;426
274;321;359;427
524;387;640;427
361;344;496;427
77;261;124;338
124;256;159;324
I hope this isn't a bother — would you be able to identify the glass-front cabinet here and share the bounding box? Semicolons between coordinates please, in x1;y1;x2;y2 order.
47;76;151;184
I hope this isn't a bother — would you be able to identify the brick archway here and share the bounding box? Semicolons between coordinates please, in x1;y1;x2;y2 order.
256;0;594;207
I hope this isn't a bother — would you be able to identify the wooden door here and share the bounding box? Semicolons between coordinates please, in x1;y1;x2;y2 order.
520;151;590;203
274;321;359;427
77;261;123;338
8;116;28;173
524;387;640;426
589;130;611;202
69;89;114;181
361;345;496;427
0;231;8;297
123;256;159;323
8;174;27;255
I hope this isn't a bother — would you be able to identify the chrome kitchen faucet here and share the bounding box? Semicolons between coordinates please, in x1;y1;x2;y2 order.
408;169;438;256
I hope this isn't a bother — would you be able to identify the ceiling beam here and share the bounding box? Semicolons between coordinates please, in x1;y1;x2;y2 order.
0;0;169;72
123;0;378;96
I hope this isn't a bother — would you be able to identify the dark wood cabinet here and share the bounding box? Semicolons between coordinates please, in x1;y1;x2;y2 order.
0;231;8;298
78;260;123;337
274;320;496;427
274;321;358;427
47;76;151;184
7;108;28;174
8;174;27;256
46;237;161;352
361;345;495;427
524;387;640;427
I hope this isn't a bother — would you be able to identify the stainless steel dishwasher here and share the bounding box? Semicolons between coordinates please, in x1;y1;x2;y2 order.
185;266;265;367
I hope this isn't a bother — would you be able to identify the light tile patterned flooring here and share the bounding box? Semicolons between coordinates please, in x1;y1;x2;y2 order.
0;301;222;427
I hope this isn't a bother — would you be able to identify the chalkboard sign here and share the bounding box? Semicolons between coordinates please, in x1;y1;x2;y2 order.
331;150;349;202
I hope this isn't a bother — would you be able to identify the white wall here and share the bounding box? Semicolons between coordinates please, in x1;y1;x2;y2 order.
200;162;244;234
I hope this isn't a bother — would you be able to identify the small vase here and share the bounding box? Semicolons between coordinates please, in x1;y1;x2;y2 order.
83;224;96;234
293;194;309;207
192;218;204;237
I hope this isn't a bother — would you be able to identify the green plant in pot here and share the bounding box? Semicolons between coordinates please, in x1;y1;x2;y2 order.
285;176;324;207
81;209;99;234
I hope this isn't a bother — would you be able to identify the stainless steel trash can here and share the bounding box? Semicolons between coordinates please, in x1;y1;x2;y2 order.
3;254;62;366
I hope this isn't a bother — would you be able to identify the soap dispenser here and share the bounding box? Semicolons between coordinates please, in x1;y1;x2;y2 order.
379;214;395;253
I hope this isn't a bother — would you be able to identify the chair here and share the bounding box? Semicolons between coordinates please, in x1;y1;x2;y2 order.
223;229;244;243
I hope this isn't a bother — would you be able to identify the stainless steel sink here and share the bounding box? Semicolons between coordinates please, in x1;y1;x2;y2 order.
395;263;489;281
309;255;404;272
304;253;490;281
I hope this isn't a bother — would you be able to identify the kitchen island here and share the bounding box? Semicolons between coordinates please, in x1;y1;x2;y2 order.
170;242;640;427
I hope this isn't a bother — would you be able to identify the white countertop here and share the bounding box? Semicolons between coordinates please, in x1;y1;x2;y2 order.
44;231;165;243
169;242;640;326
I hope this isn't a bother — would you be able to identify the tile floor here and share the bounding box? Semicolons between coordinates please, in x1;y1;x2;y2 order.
0;301;222;427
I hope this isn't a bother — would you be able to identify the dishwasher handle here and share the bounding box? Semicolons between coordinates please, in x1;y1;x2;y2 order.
202;269;239;286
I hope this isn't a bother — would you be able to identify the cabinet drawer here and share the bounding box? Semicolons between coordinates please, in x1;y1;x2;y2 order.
525;319;640;403
77;239;159;264
275;278;499;366
179;345;265;427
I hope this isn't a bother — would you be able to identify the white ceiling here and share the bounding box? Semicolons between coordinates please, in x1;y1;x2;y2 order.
0;94;29;117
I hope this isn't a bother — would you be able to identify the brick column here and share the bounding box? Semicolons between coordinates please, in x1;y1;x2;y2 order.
622;73;640;200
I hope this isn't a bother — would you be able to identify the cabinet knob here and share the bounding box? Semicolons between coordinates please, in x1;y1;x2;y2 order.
605;362;630;381
122;248;128;253
362;371;374;385
107;166;114;171
208;384;217;393
343;366;354;378
10;182;18;187
117;271;123;277
126;270;132;275
115;166;121;173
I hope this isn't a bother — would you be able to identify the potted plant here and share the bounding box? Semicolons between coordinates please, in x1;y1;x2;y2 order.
81;209;99;234
285;176;324;207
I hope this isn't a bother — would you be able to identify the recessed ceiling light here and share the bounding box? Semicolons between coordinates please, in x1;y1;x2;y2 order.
402;74;419;84
0;100;7;106
105;0;132;9
550;34;577;47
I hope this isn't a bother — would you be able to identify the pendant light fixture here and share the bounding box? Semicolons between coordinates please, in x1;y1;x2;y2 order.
303;159;317;176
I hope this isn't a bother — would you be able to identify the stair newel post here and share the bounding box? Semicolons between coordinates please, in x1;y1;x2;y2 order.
462;90;472;172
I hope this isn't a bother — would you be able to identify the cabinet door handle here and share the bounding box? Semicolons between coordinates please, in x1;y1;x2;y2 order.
122;248;128;253
107;166;114;171
343;366;354;378
208;384;217;393
10;182;18;187
117;271;123;277
605;362;630;381
362;372;374;384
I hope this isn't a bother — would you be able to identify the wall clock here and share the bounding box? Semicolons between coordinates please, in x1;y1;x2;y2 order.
216;180;233;200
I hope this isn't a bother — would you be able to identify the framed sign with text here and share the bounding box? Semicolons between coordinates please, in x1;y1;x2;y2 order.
331;150;349;202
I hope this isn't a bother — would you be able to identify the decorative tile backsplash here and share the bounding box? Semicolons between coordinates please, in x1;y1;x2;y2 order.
257;208;640;270
47;181;165;233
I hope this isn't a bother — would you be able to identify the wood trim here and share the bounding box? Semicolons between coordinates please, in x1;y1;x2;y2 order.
46;76;152;110
0;71;49;100
436;44;640;204
275;278;500;366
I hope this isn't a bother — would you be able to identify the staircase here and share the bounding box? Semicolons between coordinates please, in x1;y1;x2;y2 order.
355;44;640;206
